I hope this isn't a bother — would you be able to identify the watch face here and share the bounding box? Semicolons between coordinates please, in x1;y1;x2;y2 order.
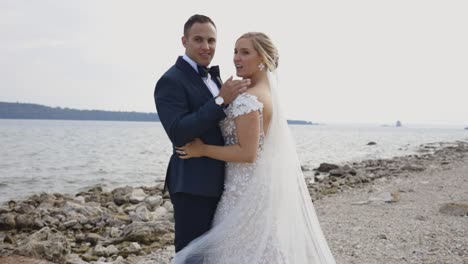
215;96;224;105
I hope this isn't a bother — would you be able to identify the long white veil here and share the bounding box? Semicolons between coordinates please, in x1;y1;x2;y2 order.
173;71;336;264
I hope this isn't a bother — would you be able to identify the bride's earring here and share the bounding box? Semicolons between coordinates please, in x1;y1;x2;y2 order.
258;63;265;71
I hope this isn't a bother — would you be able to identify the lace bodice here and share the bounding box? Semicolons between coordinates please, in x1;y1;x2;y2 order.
219;93;264;147
215;93;264;221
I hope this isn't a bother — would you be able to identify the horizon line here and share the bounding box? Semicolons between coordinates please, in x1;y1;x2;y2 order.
1;101;466;127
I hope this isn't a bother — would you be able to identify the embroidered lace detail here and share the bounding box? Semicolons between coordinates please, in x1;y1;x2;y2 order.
212;93;284;262
219;93;264;146
216;93;265;222
227;93;263;118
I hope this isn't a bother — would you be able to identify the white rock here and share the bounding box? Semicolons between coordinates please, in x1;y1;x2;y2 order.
107;245;119;256
94;244;109;257
144;195;163;209
110;227;121;238
129;188;148;204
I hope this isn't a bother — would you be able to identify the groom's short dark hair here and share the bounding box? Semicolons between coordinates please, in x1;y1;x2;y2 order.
184;14;216;36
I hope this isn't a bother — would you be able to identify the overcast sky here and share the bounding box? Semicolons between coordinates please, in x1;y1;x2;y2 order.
1;0;467;125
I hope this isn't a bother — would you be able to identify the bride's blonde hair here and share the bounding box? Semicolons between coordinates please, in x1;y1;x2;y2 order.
238;32;279;71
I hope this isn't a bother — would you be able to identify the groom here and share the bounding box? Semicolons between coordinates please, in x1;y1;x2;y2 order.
154;14;249;252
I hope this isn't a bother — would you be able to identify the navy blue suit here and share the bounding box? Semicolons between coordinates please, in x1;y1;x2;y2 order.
154;56;226;252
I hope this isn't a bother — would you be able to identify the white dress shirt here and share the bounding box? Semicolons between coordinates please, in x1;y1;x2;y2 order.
182;54;220;97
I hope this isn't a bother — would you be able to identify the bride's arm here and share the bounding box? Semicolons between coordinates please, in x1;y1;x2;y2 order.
177;111;260;163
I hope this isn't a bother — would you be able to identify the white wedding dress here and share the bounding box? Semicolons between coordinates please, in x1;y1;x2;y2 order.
173;72;336;264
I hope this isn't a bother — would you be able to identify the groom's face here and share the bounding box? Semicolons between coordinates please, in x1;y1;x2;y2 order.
182;22;217;67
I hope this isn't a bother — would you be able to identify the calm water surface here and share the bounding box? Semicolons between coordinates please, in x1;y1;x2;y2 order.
1;119;467;203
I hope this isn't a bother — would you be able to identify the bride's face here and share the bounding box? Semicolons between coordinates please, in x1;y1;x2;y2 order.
234;38;263;78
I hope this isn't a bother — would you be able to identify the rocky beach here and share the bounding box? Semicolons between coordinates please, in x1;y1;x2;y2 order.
1;141;467;264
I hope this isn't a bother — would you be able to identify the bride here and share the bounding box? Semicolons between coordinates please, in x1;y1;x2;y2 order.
175;32;336;264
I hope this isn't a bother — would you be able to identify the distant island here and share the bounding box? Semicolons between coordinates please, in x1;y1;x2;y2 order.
0;102;316;125
381;120;403;128
287;119;316;125
0;102;159;122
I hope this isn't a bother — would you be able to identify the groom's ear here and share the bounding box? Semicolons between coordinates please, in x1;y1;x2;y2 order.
182;36;187;48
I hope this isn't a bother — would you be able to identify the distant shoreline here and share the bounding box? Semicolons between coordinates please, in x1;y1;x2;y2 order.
0;101;316;125
0;102;159;122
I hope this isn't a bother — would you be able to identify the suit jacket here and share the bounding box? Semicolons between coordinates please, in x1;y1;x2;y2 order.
154;56;226;197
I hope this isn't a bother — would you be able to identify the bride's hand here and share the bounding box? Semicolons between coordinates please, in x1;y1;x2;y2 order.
176;138;205;159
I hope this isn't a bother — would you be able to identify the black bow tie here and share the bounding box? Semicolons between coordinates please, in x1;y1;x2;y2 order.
197;65;220;79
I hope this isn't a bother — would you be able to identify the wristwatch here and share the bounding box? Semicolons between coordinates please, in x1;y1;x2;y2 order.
214;95;225;106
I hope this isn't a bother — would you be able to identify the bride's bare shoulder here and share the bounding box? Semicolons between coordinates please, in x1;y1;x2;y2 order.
244;86;272;121
244;84;271;104
244;84;273;130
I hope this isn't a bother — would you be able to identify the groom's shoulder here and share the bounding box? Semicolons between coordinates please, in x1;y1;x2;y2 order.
157;67;180;85
156;65;187;90
160;65;177;79
156;57;197;92
160;58;190;79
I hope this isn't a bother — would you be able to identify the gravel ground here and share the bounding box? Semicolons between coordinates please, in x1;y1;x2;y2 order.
0;256;55;264
316;156;468;264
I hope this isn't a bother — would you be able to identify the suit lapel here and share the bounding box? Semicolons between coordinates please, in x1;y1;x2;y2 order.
175;57;213;100
213;76;222;90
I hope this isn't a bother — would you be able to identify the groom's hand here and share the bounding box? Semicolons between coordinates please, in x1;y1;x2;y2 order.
176;138;205;159
218;76;250;105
